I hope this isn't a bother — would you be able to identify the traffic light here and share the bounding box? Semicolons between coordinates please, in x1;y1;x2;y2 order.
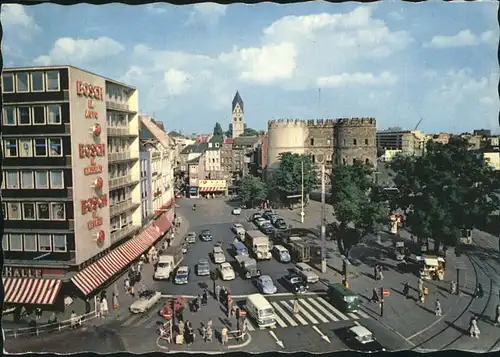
210;269;218;281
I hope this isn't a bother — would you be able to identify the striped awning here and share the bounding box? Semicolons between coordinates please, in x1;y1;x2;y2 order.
199;186;226;193
97;248;129;279
3;278;62;305
154;210;173;235
71;260;111;296
118;225;160;262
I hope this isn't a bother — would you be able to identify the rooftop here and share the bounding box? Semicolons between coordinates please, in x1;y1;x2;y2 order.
233;136;260;146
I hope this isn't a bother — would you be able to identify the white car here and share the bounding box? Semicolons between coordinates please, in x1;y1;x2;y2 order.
294;262;320;284
219;262;236;281
232;207;242;215
232;223;246;235
129;290;162;314
212;246;226;264
185;232;197;244
254;217;266;227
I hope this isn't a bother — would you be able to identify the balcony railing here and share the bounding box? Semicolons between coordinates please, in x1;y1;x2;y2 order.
108;152;138;162
110;198;140;217
106;101;130;112
109;175;139;190
107;127;130;137
110;225;141;244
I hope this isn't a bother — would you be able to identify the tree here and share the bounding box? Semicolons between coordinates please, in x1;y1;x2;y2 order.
330;162;390;257
269;153;318;204
390;137;500;250
225;123;233;137
238;175;268;208
213;122;224;136
242;127;259;136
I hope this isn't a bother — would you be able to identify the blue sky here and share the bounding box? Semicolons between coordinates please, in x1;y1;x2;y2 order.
2;1;498;134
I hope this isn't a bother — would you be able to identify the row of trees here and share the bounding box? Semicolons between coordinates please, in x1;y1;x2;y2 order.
237;138;500;257
213;122;264;138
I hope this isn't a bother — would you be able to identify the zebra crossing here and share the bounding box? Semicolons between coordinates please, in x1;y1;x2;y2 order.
244;296;370;331
117;296;370;330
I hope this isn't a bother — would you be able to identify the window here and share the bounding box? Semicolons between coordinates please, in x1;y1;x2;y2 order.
310;138;314;146
7;202;21;220
4;139;18;157
47;105;61;124
35;170;49;189
22;202;36;220
353;138;357;146
38;234;52;251
365;139;369;145
2;235;8;251
3;106;16;125
21;171;34;189
23;234;37;252
2;73;14;92
50;170;64;189
50;202;66;220
1;203;6;219
1;174;4;190
34;138;48;157
33;106;46;125
19;139;33;157
18;107;31;125
6;171;19;189
16;73;29;92
48;138;63;157
46;71;60;91
9;234;23;251
53;235;67;252
37;202;50;220
31;72;44;92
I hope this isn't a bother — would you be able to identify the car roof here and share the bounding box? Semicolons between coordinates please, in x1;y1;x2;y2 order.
198;259;209;264
296;262;309;268
349;325;372;337
221;262;231;268
259;275;272;281
287;273;300;278
202;229;211;232
187;232;196;235
234;223;243;226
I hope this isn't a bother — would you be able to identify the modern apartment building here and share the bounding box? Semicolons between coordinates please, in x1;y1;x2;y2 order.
139;151;152;225
1;66;174;311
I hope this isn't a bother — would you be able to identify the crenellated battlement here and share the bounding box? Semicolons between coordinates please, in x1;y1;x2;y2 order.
307;119;335;128
268;119;309;129
334;117;377;127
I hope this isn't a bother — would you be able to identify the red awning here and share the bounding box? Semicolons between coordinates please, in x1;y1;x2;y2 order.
154;211;173;235
199;187;225;193
3;278;62;305
97;247;128;278
118;225;160;262
71;260;110;296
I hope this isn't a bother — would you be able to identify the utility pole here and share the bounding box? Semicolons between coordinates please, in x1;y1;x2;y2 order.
301;160;305;224
320;165;327;273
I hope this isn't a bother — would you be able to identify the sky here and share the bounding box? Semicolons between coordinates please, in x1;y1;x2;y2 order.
1;1;498;134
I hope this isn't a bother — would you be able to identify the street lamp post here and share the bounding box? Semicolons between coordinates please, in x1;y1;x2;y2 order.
320;164;327;273
301;160;305;224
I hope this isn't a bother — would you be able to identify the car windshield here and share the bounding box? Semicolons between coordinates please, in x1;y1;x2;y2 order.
157;263;168;268
235;224;242;228
222;265;232;271
261;277;272;285
344;296;357;303
258;308;274;317
202;230;210;235
356;333;374;343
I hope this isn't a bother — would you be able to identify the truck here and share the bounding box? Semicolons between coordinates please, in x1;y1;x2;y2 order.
154;245;183;280
235;255;261;279
245;230;272;260
286;236;311;263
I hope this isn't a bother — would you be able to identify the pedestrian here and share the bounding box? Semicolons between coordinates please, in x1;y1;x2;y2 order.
236;307;240;320
371;288;379;303
35;308;42;320
201;324;207;342
187;321;195;345
494;305;500;326
124;277;131;294
215;285;221;302
70;310;78;329
183;323;191;345
474;283;484;298
469;317;480;338
450;280;457;295
221;326;229;345
137;259;144;272
202;289;208;306
419;292;425;304
373;266;378;281
100;296;109;318
206;324;213;342
378;266;384;280
293;298;300;315
435;299;442;317
227;295;233;317
129;284;135;297
112;292;119;311
85;298;91;314
178;320;185;335
403;281;410;298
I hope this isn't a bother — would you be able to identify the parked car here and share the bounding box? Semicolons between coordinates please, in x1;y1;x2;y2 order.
219;262;236;280
232;207;242;215
273;219;288;230
174;266;190;284
196;259;210;276
294;262;319;284
212;246;226;264
185;232;197;244
251;213;262;221
231;223;246;235
256;275;278;294
200;229;213;242
272;245;291;263
129;290;162;314
254;217;266;226
335;323;387;353
262;210;274;219
282;273;309;293
260;223;275;235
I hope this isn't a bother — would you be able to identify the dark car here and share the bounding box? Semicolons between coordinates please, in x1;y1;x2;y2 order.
260;223;275;235
335;324;387;353
262;211;275;220
281;273;309;293
273;219;287;229
200;229;213;242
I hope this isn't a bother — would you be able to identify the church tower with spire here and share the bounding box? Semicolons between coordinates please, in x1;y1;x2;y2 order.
231;91;245;138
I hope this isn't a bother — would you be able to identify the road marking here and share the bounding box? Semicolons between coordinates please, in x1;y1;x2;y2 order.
312;325;331;343
269;330;284;348
316;297;350;320
300;299;329;323
122;314;141;326
289;300;318;324
281;301;308;325
271;309;287;328
348;313;359;320
307;298;339;321
271;302;298;327
356;310;370;319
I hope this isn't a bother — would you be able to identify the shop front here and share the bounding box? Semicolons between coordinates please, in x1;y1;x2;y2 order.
198;179;228;198
189;186;199;198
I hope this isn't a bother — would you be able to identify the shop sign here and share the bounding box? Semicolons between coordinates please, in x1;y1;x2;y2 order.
81;194;108;215
79;143;105;176
199;179;227;189
76;81;104;101
3;267;43;279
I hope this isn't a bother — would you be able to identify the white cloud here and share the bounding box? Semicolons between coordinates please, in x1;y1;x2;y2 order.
424;29;496;48
163;69;192;96
317;71;398;87
1;4;40;32
188;3;227;26
33;36;125;66
145;4;168;15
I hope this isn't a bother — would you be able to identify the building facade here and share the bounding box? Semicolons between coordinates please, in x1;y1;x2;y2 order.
231;91;245;138
140;151;152;225
232;136;262;180
376;129;427;157
1;66;174;311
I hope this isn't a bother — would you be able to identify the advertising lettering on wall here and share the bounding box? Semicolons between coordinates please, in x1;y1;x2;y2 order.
3;267;43;278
